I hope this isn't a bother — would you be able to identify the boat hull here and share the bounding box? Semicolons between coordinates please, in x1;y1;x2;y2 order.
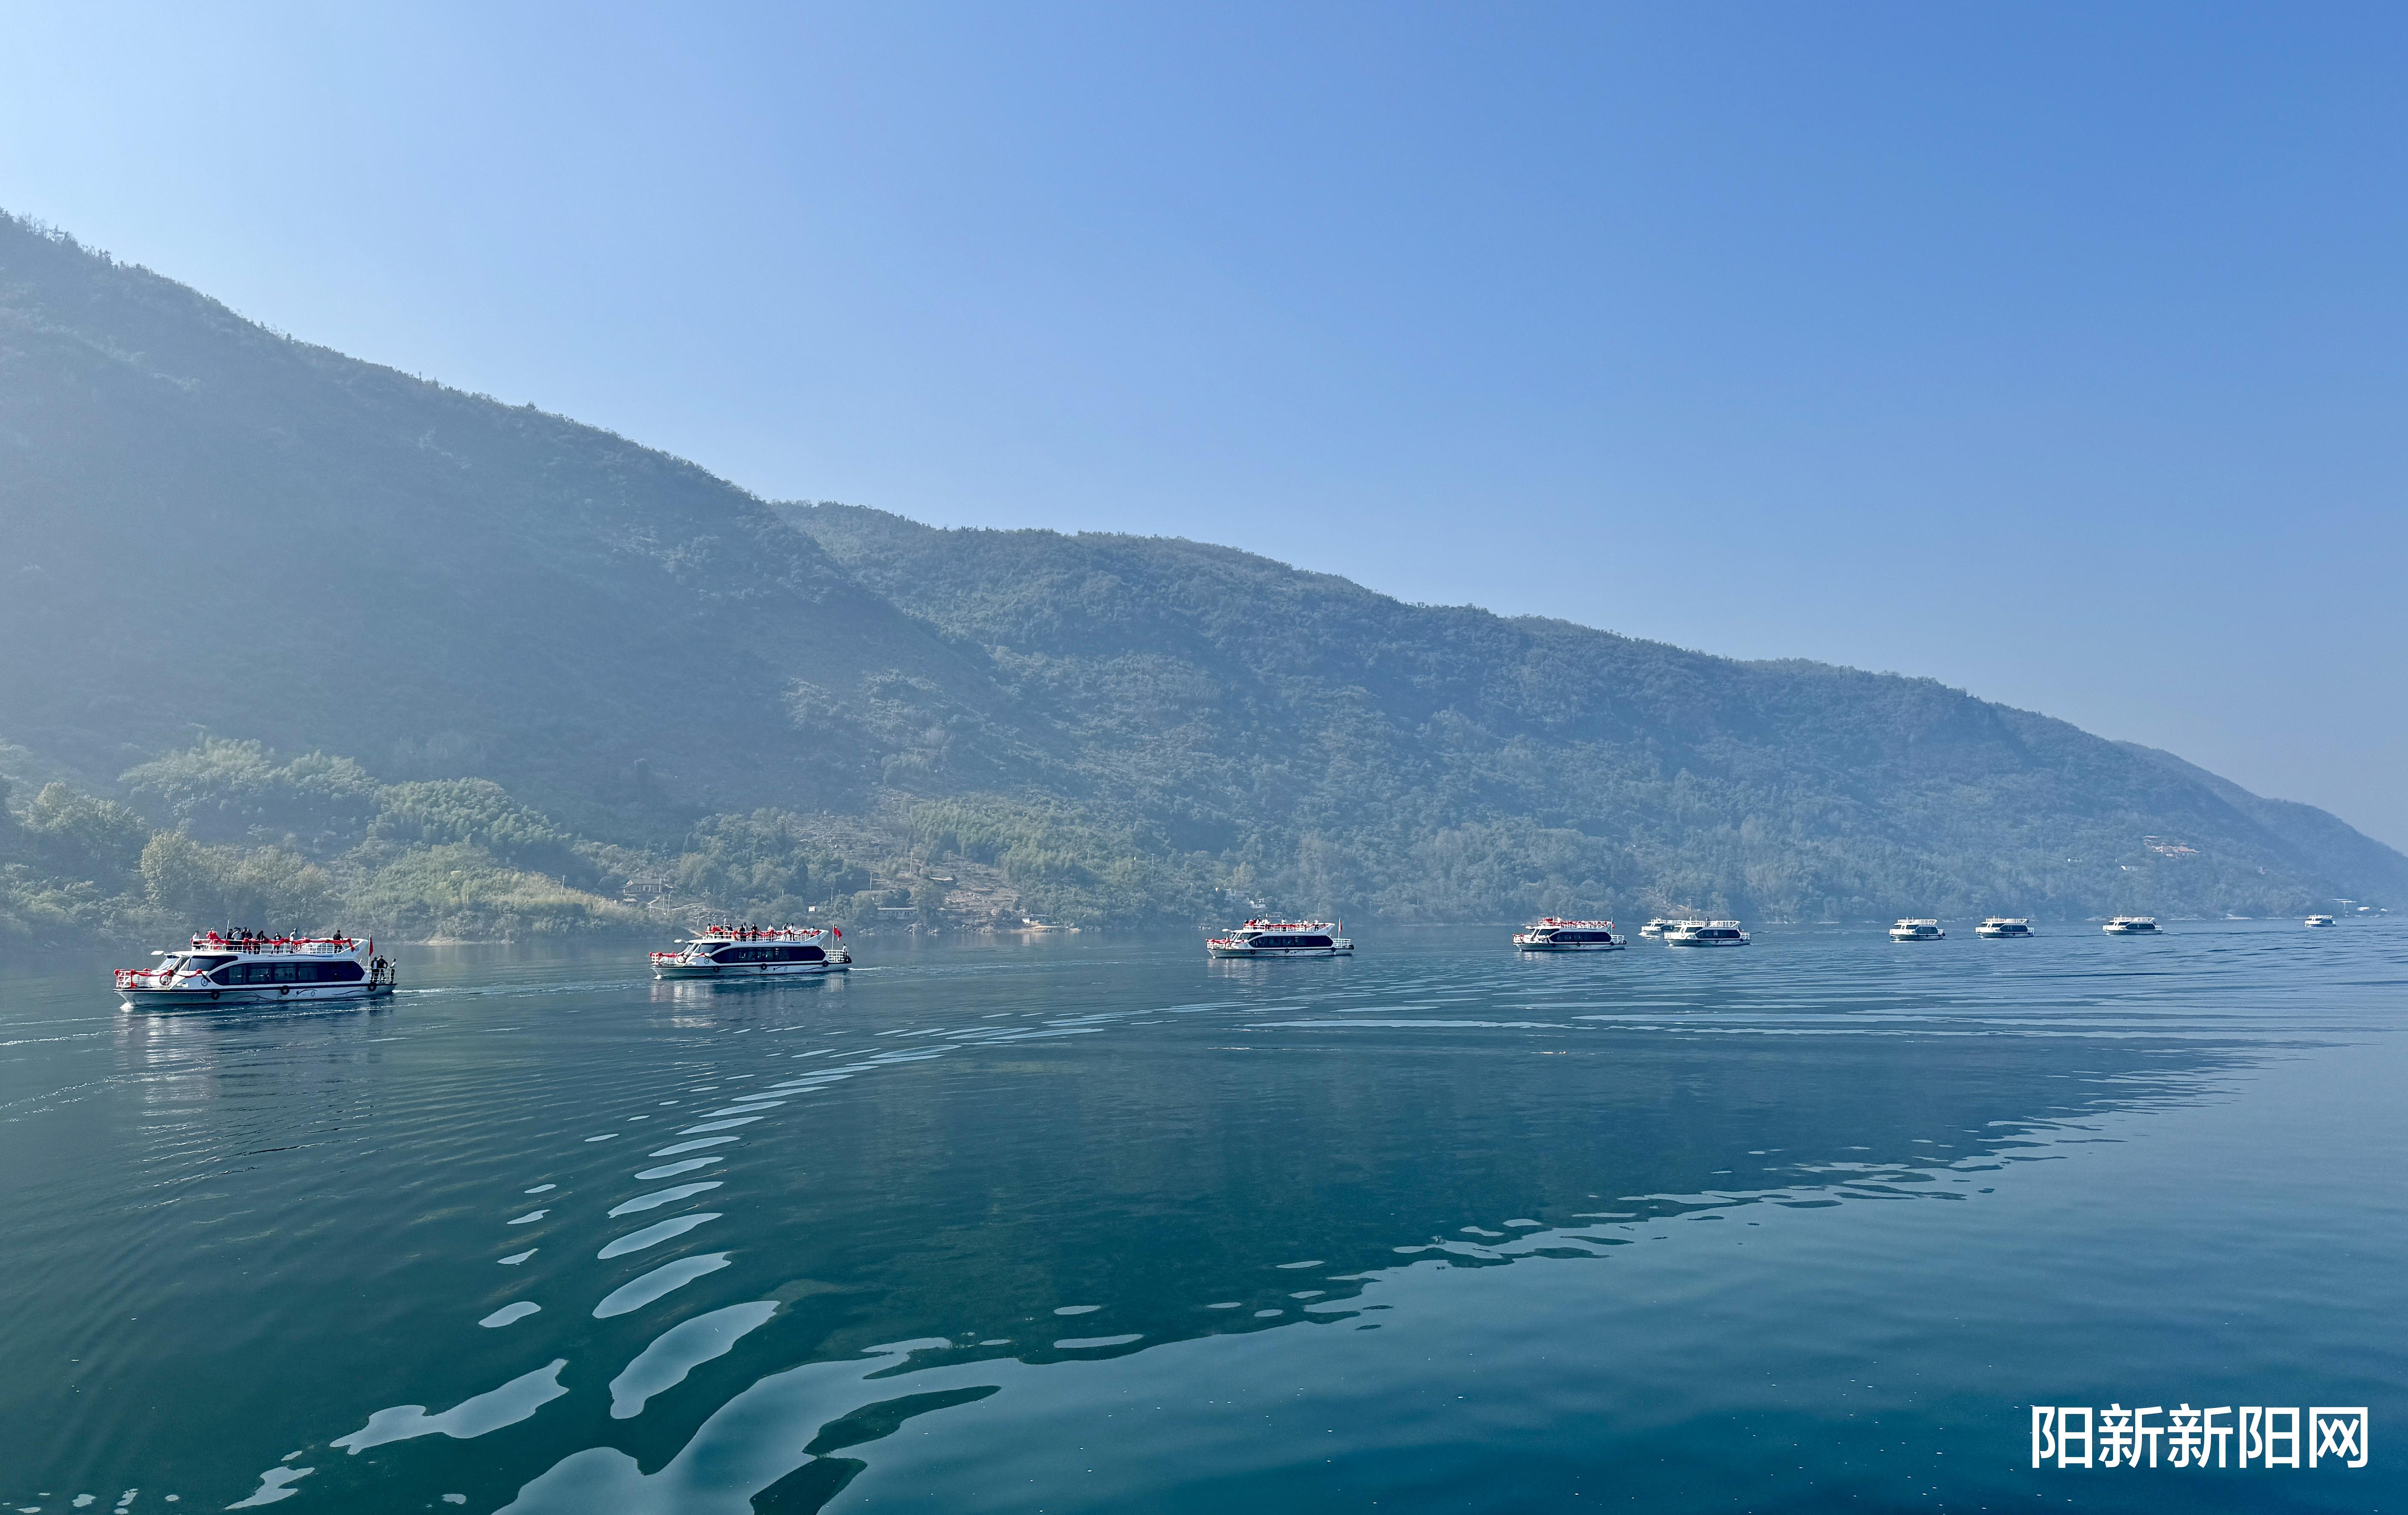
1664;937;1749;947
121;982;393;1011
1206;945;1353;958
653;960;849;979
1975;926;2031;938
1514;939;1625;951
1888;932;1944;942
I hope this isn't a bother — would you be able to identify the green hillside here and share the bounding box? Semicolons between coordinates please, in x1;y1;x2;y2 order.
782;503;2408;922
0;214;979;824
1;210;2400;944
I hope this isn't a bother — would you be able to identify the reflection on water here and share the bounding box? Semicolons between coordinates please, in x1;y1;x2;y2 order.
0;924;2402;1511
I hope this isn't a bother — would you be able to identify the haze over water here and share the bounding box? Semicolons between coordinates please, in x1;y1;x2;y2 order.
2;922;2400;1512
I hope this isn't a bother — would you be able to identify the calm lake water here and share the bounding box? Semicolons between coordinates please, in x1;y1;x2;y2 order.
1;921;2401;1513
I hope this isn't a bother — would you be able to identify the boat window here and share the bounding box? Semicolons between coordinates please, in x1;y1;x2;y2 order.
208;959;356;985
711;944;821;964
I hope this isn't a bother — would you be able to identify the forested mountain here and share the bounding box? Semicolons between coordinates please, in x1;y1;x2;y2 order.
1;210;2400;944
782;504;2408;921
0;212;974;823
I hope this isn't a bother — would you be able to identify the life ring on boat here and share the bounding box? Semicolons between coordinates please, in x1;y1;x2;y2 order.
210;990;221;1000
279;985;290;995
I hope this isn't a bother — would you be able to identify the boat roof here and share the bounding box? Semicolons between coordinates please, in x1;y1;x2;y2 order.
687;926;827;941
180;932;364;953
1229;919;1340;932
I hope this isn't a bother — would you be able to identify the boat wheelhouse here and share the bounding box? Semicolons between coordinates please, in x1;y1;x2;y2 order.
1205;919;1353;958
115;931;395;1008
2102;916;2160;935
1513;918;1625;951
2304;914;2337;928
1888;918;1944;942
650;924;850;979
1975;917;2033;939
1662;920;1749;947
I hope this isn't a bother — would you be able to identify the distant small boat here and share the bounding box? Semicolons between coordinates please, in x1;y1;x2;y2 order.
1663;920;1749;947
2304;914;2337;929
1207;919;1353;958
651;924;849;979
2102;916;2160;935
1640;917;1703;938
1888;918;1944;942
1975;918;2033;939
1513;918;1625;951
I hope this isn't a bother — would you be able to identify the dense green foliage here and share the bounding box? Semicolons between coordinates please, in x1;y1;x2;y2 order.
0;778;155;942
1;210;2401;946
0;738;919;947
0;750;647;946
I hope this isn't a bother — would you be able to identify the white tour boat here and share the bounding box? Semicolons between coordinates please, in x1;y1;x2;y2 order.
115;930;395;1008
650;924;850;979
1639;917;1703;938
1662;920;1750;947
1888;918;1945;942
1975;917;2034;939
1206;919;1353;958
2102;916;2160;935
2304;914;2337;928
1512;918;1625;951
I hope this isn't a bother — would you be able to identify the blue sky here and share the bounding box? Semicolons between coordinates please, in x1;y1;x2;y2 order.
3;3;2403;846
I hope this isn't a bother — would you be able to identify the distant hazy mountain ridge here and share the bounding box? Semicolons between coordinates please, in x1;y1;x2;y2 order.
1;211;2399;941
